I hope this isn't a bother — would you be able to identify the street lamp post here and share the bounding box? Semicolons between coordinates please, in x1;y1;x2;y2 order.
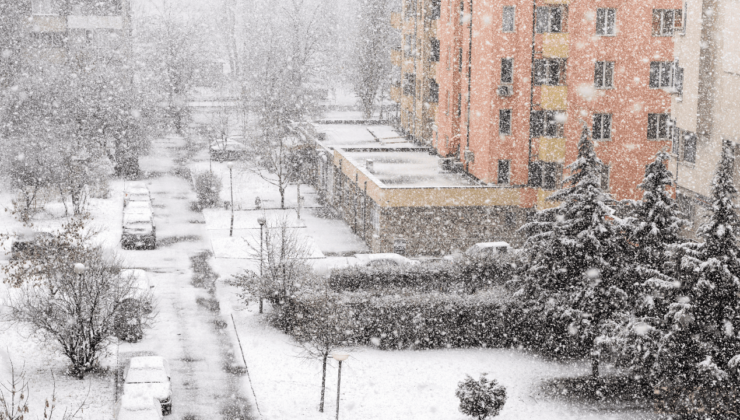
227;162;234;237
258;216;266;314
332;354;349;420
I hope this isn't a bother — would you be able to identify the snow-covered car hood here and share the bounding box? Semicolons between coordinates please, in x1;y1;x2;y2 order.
123;382;171;401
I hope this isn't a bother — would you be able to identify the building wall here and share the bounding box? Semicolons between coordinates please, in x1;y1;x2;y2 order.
435;0;678;202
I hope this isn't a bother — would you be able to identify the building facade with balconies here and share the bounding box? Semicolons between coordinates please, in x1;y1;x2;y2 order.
435;0;680;209
391;0;441;146
669;0;740;234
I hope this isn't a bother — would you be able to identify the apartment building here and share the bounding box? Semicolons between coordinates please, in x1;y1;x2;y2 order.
391;0;441;145
670;0;740;231
435;0;681;207
26;0;131;66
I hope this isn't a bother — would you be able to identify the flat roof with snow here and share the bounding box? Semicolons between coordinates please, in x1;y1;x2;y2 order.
309;123;419;149
341;149;477;188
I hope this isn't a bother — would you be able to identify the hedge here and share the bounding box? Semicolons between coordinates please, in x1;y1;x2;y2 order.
278;287;588;357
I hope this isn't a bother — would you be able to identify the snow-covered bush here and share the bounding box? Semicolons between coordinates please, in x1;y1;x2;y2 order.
455;374;507;420
194;171;222;208
328;262;462;293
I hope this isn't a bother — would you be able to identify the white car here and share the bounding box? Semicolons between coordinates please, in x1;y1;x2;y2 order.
122;212;156;250
124;184;151;207
354;253;420;268
115;269;154;342
123;356;172;415
124;201;153;216
465;242;512;259
114;393;163;420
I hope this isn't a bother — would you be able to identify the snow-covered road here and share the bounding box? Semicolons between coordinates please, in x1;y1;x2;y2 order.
116;135;256;420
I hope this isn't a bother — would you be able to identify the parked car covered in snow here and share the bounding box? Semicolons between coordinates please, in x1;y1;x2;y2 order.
354;253;420;268
114;269;155;342
123;356;172;415
124;201;153;215
210;137;246;162
465;242;512;258
124;184;151;207
114;393;163;420
10;230;54;260
122;212;156;250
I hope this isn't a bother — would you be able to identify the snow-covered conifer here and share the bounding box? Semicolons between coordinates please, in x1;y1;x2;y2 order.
519;125;626;377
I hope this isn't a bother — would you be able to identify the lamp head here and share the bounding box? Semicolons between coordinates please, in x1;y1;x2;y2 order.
73;263;86;275
226;162;234;169
332;354;349;362
258;217;266;226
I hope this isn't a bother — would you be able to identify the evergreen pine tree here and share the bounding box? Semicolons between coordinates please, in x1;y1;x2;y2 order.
519;125;626;378
657;143;740;392
616;152;688;380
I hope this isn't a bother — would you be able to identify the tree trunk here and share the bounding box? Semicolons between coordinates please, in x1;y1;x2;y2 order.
280;186;285;209
591;349;600;378
319;351;328;412
259;298;263;314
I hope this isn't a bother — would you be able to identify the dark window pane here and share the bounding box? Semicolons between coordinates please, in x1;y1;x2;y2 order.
684;132;697;163
652;9;662;35
430;0;441;19
430;38;440;61
500;109;512;135
660;62;672;87
648;114;658;139
548;61;560;86
663;10;674;35
596;8;605;35
595;62;604;88
498;160;510;184
503;6;515;32
531;111;545;136
606;9;616;34
673;127;681;155
534;59;546;85
528;161;542;187
649;62;660;88
536;7;549;33
658;114;668;138
501;58;513;83
603;115;612;139
550;7;562;32
545;111;558;137
593;114;603;139
605;62;614;87
600;165;610;190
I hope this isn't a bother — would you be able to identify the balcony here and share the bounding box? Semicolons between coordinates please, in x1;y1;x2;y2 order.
538;138;566;163
391;48;402;67
543;34;569;58
391;12;402;30
541;86;568;110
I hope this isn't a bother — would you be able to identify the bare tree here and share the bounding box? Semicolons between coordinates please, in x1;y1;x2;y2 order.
1;361;89;420
354;0;395;119
234;216;313;316
1;219;154;378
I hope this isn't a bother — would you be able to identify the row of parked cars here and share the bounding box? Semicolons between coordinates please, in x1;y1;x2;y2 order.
115;356;173;420
122;183;156;250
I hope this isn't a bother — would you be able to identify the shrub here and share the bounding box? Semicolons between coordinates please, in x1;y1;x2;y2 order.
194;171;222;208
328;262;463;293
456;374;507;420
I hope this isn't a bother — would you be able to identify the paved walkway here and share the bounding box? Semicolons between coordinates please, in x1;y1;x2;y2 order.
117;136;256;420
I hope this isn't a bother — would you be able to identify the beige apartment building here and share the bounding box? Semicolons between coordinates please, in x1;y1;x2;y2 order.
391;0;440;145
670;0;740;229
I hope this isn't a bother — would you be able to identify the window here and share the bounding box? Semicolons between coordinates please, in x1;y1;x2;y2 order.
430;0;441;20
653;9;683;36
596;8;616;36
649;61;676;89
503;6;516;32
534;59;566;86
536;6;566;33
404;34;416;57
594;61;614;88
428;79;439;103
647;113;670;140
529;161;563;189
406;0;417;19
501;58;513;84
531;111;566;138
458;47;463;72
499;110;512;135
683;131;697;163
32;0;62;15
30;32;66;48
457;93;462;117
459;0;465;25
600;165;610;191
674;60;684;96
403;73;416;96
498;160;511;184
430;38;440;62
593;114;612;140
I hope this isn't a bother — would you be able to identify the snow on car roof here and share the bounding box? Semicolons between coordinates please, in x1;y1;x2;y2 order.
474;242;511;249
355;253;408;261
124;213;153;224
130;356;166;370
126;357;168;383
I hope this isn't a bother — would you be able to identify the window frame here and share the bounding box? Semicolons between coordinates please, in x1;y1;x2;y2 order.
499;109;512;136
595;8;616;36
531;110;566;138
501;58;514;84
536;6;567;34
594;61;615;89
498;160;511;185
653;9;683;36
649;61;675;89
647;113;671;140
502;6;516;33
534;58;567;86
593;114;613;141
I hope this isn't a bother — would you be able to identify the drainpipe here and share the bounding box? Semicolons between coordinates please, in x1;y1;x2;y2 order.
465;0;473;153
412;0;419;143
527;0;537;185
